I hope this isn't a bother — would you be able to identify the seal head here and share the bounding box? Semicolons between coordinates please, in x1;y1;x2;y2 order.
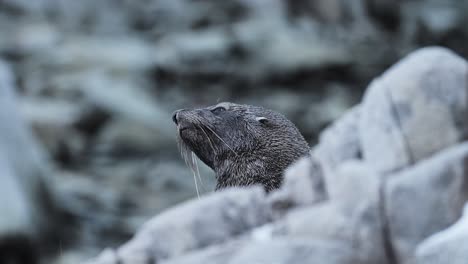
172;102;309;192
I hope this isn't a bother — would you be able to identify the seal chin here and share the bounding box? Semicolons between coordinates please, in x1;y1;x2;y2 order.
177;126;189;133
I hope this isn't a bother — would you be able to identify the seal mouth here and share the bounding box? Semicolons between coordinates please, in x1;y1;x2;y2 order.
177;124;193;133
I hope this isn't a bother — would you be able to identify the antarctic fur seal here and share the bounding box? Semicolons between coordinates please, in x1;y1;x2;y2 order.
172;102;309;192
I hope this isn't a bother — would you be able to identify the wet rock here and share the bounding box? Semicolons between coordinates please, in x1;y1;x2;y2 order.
415;203;468;264
360;47;468;174
385;143;468;264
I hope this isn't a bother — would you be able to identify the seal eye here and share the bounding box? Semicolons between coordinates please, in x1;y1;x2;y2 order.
211;106;227;114
256;117;269;124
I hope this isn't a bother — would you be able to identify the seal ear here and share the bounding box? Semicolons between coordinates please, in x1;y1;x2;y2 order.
255;116;269;124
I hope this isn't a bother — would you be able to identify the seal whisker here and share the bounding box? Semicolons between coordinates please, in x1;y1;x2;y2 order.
202;124;239;156
192;152;204;192
196;124;217;155
177;121;206;196
177;135;195;173
189;151;200;198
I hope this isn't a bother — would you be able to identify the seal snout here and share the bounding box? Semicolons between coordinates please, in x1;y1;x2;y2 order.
173;109;195;132
172;109;187;125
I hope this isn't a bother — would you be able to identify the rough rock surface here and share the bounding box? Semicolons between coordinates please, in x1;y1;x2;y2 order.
88;187;270;263
415;204;468;264
360;47;468;174
268;155;326;217
86;47;468;264
385;143;468;264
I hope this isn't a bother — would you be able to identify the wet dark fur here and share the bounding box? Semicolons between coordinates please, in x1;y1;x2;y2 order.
173;102;309;192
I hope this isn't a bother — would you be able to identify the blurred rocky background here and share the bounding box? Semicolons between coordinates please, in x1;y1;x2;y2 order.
0;0;467;263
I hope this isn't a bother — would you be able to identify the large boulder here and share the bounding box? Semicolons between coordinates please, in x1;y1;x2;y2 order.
268;155;326;217
87;187;271;263
278;161;388;264
312;105;362;196
415;203;468;264
385;143;468;264
360;47;468;174
312;105;362;172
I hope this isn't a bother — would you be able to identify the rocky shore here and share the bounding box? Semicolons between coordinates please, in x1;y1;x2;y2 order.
0;1;468;263
86;47;468;264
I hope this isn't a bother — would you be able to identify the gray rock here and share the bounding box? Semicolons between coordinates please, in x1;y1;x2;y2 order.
9;22;60;55
0;60;59;262
83;249;119;264
279;161;388;264
0;61;54;235
46;36;156;70
163;238;356;264
360;47;468;174
18;97;87;160
415;203;468;264
81;77;174;140
313;105;361;171
268;156;326;217
94;118;170;155
277;202;350;243
161;240;243;264
0;151;34;237
234;17;353;77
385;143;468;264
312;105;362;195
414;1;465;38
87;187;270;263
228;239;356;264
46;72;176;153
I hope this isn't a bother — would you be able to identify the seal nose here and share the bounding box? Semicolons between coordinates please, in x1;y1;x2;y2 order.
172;111;179;125
172;109;186;125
